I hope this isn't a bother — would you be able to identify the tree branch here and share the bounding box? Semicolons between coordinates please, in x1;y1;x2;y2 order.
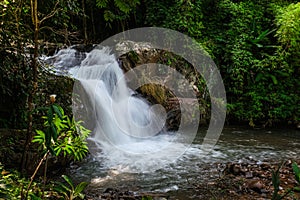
40;0;61;25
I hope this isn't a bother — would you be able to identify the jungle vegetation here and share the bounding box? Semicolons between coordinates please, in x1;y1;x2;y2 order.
1;0;299;129
0;0;299;199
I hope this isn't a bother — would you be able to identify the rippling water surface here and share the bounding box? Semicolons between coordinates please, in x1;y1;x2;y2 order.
70;127;300;195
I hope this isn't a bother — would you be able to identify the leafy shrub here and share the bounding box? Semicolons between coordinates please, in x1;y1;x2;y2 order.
33;104;90;161
0;163;61;199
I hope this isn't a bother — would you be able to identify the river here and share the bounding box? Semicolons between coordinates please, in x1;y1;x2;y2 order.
69;126;300;197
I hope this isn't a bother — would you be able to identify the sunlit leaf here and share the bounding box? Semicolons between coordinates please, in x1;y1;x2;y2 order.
74;182;88;195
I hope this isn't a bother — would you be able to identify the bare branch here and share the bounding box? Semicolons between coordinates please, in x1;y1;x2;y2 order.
40;26;69;35
40;0;61;25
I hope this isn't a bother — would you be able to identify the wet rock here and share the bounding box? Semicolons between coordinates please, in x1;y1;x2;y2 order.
225;163;245;176
245;179;264;193
86;187;169;200
245;171;253;178
115;40;207;130
211;160;300;199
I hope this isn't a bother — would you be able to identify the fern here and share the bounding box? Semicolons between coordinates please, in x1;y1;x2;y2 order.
95;0;140;23
95;0;109;8
114;0;131;14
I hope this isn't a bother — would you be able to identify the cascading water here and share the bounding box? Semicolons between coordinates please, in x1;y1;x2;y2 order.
44;45;190;172
43;46;300;196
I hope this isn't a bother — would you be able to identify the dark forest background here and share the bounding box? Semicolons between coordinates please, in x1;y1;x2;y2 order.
1;0;299;128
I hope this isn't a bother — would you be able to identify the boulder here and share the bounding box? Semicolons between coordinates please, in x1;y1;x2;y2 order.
115;41;209;130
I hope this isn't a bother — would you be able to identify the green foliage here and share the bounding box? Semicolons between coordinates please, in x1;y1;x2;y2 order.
0;163;87;200
275;2;300;85
33;105;90;161
0;163;60;199
0;0;82;128
24;105;89;199
95;0;140;30
54;175;88;200
29;0;83;44
0;0;31;128
0;165;23;199
96;0;139;14
145;0;203;39
271;162;300;200
1;0;299;129
271;164;282;200
292;162;300;192
197;0;300;125
165;0;203;38
275;3;300;51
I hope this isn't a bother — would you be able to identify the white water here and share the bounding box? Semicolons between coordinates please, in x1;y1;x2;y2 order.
44;46;191;172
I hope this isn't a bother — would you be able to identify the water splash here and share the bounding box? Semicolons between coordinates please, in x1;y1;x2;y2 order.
44;46;190;172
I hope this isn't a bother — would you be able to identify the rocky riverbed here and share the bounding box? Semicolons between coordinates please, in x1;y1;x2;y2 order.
84;160;300;200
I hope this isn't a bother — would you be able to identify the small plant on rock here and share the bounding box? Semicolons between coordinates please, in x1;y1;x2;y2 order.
292;162;300;192
271;162;300;200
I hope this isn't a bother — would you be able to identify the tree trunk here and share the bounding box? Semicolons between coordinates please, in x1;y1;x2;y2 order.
21;0;39;172
91;6;96;41
82;0;88;44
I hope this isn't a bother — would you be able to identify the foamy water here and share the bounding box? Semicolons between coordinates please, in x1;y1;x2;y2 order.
43;46;198;172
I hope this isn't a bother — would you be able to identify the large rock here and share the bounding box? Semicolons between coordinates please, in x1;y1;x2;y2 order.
115;41;209;130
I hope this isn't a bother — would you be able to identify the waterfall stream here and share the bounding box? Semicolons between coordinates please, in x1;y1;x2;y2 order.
43;46;191;172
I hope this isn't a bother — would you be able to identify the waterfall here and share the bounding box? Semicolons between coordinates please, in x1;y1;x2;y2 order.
44;46;184;172
74;47;166;143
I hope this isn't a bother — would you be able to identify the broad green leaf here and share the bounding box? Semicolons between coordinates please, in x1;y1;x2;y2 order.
54;182;71;193
62;175;74;190
96;0;108;8
52;105;63;119
54;185;67;194
292;162;300;183
74;182;88;195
